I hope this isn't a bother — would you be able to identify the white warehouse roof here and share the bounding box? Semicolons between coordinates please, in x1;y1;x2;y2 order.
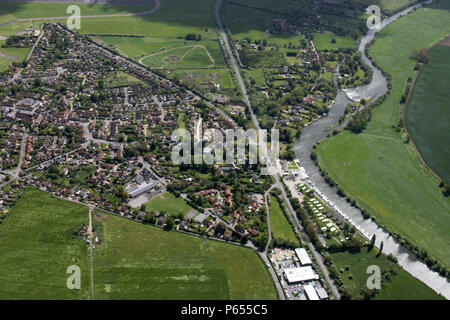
284;266;319;284
295;248;312;266
304;285;320;300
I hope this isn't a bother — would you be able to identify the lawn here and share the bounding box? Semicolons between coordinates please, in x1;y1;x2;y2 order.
316;2;450;268
145;191;196;217
0;188;90;299
405;44;450;183
330;247;443;300
93;213;278;299
269;195;299;245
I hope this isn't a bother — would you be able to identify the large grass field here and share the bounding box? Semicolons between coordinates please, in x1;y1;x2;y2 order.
269;195;299;245
145;191;196;217
330;247;444;300
0;189;277;299
405;44;450;183
316;2;450;268
375;266;445;300
355;0;419;14
93;213;278;299
0;188;90;299
0;1;147;24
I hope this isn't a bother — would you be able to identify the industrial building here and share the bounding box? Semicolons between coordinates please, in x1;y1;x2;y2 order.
283;266;319;284
295;248;312;266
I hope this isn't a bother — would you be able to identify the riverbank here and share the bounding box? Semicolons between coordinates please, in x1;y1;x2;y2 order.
294;0;450;299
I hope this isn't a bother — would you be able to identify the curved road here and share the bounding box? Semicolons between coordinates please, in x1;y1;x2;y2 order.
294;0;450;299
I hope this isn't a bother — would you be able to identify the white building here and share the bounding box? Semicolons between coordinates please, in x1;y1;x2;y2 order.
284;266;319;284
316;287;329;300
295;248;312;266
304;285;320;300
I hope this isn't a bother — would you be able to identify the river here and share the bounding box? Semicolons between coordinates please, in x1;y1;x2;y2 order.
293;0;450;299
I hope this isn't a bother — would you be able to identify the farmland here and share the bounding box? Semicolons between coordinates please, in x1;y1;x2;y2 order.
316;2;450;268
93;213;278;299
0;188;90;299
330;247;444;300
0;189;277;300
269;195;299;245
404;44;450;183
0;1;147;24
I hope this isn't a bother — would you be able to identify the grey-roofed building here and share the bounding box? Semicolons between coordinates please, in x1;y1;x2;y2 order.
126;179;158;198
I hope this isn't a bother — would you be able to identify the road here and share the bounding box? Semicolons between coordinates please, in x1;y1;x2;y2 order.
214;0;341;299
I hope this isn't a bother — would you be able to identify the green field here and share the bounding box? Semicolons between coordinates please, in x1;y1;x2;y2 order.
145;191;196;217
93;213;278;299
0;189;277;299
0;188;90;299
312;32;357;51
375;267;445;300
269;195;299;245
354;0;419;14
0;39;30;71
141;44;214;69
70;0;215;37
316;2;450;268
0;1;146;24
405;44;450;183
330;247;443;300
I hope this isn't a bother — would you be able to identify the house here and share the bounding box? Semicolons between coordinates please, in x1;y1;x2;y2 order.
223;230;232;241
247;228;259;237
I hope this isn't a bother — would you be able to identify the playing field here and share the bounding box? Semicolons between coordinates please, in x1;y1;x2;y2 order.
93;213;278;299
316;2;450;268
269;195;299;245
0;188;90;299
330;247;443;300
405;44;450;183
145;191;196;217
